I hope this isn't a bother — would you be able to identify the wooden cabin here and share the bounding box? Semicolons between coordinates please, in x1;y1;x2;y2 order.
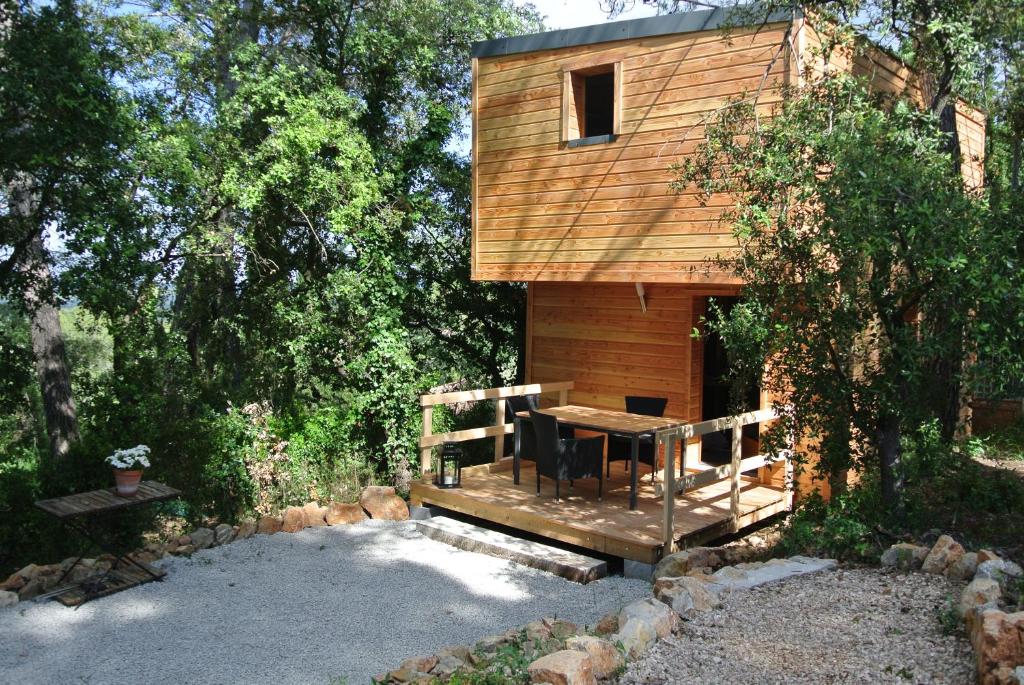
410;6;986;566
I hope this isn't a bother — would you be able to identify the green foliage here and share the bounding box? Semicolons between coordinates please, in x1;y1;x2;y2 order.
679;71;1024;512
936;596;963;637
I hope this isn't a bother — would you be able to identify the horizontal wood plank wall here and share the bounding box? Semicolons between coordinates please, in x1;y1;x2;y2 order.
473;23;792;283
527;281;695;421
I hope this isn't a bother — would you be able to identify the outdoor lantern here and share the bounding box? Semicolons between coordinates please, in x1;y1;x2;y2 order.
438;442;462;488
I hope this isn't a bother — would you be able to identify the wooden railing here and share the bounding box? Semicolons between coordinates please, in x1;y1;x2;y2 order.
654;407;793;554
418;381;574;474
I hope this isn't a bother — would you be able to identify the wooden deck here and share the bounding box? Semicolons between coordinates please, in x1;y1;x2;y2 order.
410;459;788;564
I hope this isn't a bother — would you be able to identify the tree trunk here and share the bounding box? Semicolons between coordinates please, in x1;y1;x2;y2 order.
877;415;904;518
10;173;80;462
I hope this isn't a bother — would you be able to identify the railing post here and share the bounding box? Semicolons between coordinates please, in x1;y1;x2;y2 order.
493;398;506;463
558;388;569;406
420;404;433;476
730;418;742;532
662;432;676;555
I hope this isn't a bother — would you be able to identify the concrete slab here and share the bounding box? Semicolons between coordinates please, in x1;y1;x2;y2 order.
415;516;608;584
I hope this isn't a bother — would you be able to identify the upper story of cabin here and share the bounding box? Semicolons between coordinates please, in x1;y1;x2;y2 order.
469;7;986;284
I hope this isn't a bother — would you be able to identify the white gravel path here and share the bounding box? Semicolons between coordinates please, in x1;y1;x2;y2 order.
619;566;974;685
0;520;649;685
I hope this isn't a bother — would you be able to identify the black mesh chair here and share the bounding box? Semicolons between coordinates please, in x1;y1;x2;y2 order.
606;396;669;481
530;409;605;502
505;394;576;461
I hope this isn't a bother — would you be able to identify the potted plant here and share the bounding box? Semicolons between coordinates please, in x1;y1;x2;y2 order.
105;445;151;497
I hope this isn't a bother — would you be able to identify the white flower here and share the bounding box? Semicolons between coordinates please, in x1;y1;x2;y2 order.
105;444;152;470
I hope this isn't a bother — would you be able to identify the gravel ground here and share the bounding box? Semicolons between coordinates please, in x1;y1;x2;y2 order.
620;566;974;685
0;520;649;685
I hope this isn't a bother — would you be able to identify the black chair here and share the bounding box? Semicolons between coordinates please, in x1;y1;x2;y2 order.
606;396;669;481
530;409;604;502
505;395;576;462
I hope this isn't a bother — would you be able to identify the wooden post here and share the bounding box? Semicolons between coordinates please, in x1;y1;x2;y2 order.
558;388;569;406
420;405;433;475
662;432;676;554
730;418;742;532
493;398;506;463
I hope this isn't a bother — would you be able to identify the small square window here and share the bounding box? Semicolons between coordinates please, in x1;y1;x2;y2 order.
562;62;621;146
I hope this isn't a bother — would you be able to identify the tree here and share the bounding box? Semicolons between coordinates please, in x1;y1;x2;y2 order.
0;1;135;461
678;73;1024;513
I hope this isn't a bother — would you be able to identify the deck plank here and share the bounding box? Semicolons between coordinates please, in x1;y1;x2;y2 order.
410;462;788;564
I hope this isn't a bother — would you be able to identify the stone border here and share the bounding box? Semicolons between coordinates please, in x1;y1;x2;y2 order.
374;549;837;685
879;536;1023;685
0;485;410;607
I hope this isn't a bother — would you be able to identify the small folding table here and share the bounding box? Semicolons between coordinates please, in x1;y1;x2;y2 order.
34;481;181;606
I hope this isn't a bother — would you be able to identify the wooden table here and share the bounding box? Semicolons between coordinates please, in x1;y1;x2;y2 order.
34;481;181;606
515;405;687;510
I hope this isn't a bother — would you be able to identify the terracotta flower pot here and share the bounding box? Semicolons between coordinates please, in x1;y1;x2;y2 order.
113;469;144;497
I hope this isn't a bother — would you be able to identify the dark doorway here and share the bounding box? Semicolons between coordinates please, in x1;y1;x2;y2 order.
700;296;761;465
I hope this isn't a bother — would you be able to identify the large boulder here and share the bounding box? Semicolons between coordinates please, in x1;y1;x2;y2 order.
527;649;596;685
961;577;1003;619
564;636;623;679
653;547;722;580
325;502;367;526
946;552;980;582
921;535;965;575
653;575;722;618
190;527;215;550
257;515;282;535
612;617;658;659
236;519;257;539
880;543;931;571
281;506;306;533
969;609;1024;685
359;486;409;521
619;597;677;639
302;502;328;528
214;523;235;546
976;559;1024;594
592;612;618;636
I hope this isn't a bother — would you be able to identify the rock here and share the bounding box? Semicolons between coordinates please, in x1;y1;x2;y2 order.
1015;665;1024;685
619;597;677;639
979;550;1002;564
281;506;305;533
475;633;513;655
0;590;18;608
961;577;1003;619
177;534;192;546
946;552;979;581
653;547;722;580
525;619;552;642
527;649;596;685
175;544;195;556
880;543;931;571
921;535;965;574
0;571;26;592
399;655;438;674
190;527;215;549
976;559;1024;593
302;502;328;528
18;578;45;600
653;575;723;618
214;523;235;545
257;515;282;535
431;654;468;678
385;666;428;683
612;617;658;659
436;645;472;663
969;609;1024;685
359;486;409;521
544;617;579;640
593;612;618;636
236;519;257;539
325;502;367;525
565;636;623;679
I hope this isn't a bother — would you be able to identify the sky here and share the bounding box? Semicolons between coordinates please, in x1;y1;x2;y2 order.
525;0;659;30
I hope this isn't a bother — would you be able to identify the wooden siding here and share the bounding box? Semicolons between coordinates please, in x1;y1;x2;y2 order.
473;23;792;283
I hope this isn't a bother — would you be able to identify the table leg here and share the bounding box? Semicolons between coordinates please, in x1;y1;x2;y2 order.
630;434;639;510
513;416;522;485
